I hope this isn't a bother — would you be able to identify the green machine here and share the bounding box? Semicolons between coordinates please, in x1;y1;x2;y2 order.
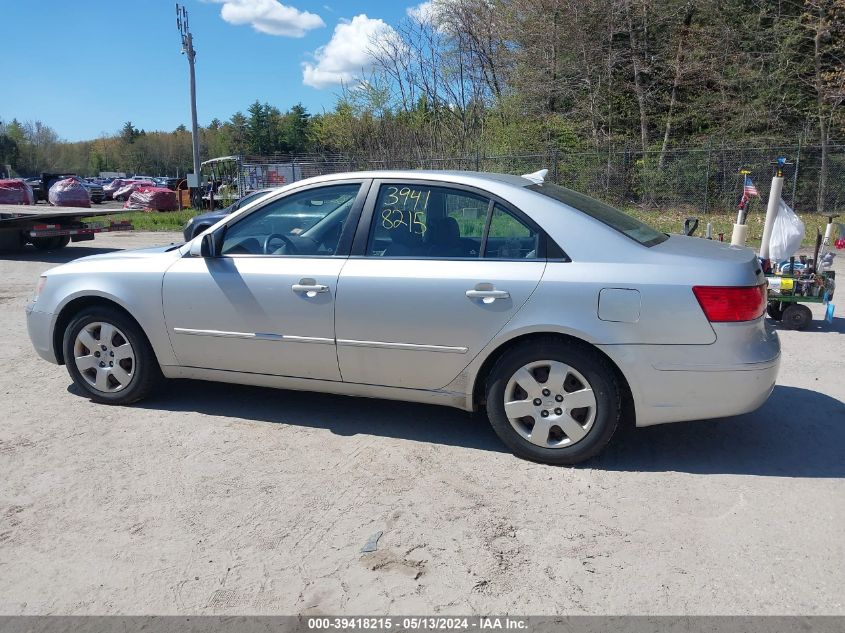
765;212;838;330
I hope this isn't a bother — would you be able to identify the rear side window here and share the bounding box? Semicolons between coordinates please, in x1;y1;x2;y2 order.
526;183;667;247
365;184;542;260
484;204;539;259
367;184;486;258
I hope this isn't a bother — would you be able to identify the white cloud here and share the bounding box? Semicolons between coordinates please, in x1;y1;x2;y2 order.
302;14;394;89
207;0;324;37
406;1;437;22
406;1;455;32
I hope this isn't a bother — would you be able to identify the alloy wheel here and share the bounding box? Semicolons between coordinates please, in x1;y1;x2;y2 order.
73;321;136;393
503;360;597;448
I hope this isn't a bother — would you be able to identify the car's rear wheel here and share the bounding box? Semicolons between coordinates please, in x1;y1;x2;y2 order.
485;340;621;465
63;306;162;404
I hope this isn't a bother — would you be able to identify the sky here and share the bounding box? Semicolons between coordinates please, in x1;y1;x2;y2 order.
0;0;429;142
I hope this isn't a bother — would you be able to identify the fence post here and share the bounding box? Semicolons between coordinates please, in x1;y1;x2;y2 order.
704;141;712;214
792;136;801;208
552;148;559;183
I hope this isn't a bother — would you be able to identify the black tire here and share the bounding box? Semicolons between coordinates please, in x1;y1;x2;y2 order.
780;303;812;330
62;306;162;405
766;301;784;321
32;236;63;250
485;339;621;465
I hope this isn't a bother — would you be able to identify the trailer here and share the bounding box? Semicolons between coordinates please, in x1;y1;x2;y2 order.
0;204;134;252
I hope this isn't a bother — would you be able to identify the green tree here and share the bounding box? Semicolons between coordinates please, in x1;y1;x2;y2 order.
279;103;311;153
120;121;139;144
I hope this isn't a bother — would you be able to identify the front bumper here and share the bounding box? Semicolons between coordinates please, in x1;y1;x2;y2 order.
26;303;58;364
601;319;781;427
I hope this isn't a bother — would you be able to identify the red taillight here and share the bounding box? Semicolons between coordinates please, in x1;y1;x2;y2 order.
692;284;767;322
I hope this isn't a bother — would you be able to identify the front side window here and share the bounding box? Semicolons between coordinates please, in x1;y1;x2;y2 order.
367;184;488;258
221;183;360;256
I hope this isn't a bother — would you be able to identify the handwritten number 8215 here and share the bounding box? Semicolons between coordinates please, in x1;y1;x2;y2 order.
381;208;426;235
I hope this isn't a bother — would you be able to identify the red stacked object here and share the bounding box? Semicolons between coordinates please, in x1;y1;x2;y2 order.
125;187;178;212
0;179;35;205
48;178;90;207
113;181;154;201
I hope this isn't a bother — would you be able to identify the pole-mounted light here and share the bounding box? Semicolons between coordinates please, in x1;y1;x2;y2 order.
176;3;201;204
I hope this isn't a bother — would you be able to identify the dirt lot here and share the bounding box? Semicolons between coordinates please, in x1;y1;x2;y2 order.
0;232;843;615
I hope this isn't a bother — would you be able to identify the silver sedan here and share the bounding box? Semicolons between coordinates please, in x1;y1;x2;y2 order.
26;170;780;464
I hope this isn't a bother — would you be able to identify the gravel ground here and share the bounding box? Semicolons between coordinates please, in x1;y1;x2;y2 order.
0;232;843;615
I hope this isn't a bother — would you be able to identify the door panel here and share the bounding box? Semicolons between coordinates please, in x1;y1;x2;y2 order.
162;181;366;380
335;259;545;389
163;256;344;379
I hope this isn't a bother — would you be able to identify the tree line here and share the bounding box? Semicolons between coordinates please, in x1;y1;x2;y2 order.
2;0;842;205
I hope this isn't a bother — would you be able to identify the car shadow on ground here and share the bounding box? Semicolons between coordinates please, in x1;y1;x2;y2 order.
593;385;844;477
0;245;121;263
768;315;844;334
104;380;845;478
103;379;510;454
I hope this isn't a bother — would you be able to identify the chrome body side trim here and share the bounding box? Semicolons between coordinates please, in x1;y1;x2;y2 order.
336;339;468;354
173;328;334;345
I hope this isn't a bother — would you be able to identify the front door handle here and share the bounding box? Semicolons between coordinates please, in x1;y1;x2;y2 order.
292;282;329;297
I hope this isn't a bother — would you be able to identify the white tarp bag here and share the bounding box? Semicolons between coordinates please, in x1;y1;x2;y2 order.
769;199;805;261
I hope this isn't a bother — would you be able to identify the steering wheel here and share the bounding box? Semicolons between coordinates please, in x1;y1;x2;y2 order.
263;232;297;255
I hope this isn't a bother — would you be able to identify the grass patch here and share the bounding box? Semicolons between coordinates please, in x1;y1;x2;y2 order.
623;207;832;248
84;209;197;233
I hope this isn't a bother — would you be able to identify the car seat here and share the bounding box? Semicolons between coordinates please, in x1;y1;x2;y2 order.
427;216;465;257
383;224;424;256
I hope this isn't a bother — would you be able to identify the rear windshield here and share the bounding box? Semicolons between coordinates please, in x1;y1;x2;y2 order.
526;183;668;247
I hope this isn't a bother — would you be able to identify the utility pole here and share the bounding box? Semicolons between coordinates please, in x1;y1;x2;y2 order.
176;3;201;202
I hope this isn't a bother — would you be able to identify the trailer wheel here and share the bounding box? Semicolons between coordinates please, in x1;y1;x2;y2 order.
781;303;812;330
32;236;68;251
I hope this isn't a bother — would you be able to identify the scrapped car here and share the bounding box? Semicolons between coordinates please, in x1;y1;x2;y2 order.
26;170;780;464
117;181;157;201
183;188;276;241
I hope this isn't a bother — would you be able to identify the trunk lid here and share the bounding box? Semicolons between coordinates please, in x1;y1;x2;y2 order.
650;234;764;286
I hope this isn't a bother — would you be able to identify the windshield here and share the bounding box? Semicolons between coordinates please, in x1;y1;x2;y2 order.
526;183;668;247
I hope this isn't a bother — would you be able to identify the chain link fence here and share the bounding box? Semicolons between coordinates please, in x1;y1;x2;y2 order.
243;143;845;215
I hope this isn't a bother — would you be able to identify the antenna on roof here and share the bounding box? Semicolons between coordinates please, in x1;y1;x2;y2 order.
521;169;548;184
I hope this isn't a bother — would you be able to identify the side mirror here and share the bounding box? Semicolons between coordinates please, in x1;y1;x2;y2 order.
189;232;217;258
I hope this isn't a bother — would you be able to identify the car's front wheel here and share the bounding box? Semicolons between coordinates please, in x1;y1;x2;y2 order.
485;340;621;465
63;306;162;404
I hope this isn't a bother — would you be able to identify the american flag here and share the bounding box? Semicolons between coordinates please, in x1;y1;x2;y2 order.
743;176;759;197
